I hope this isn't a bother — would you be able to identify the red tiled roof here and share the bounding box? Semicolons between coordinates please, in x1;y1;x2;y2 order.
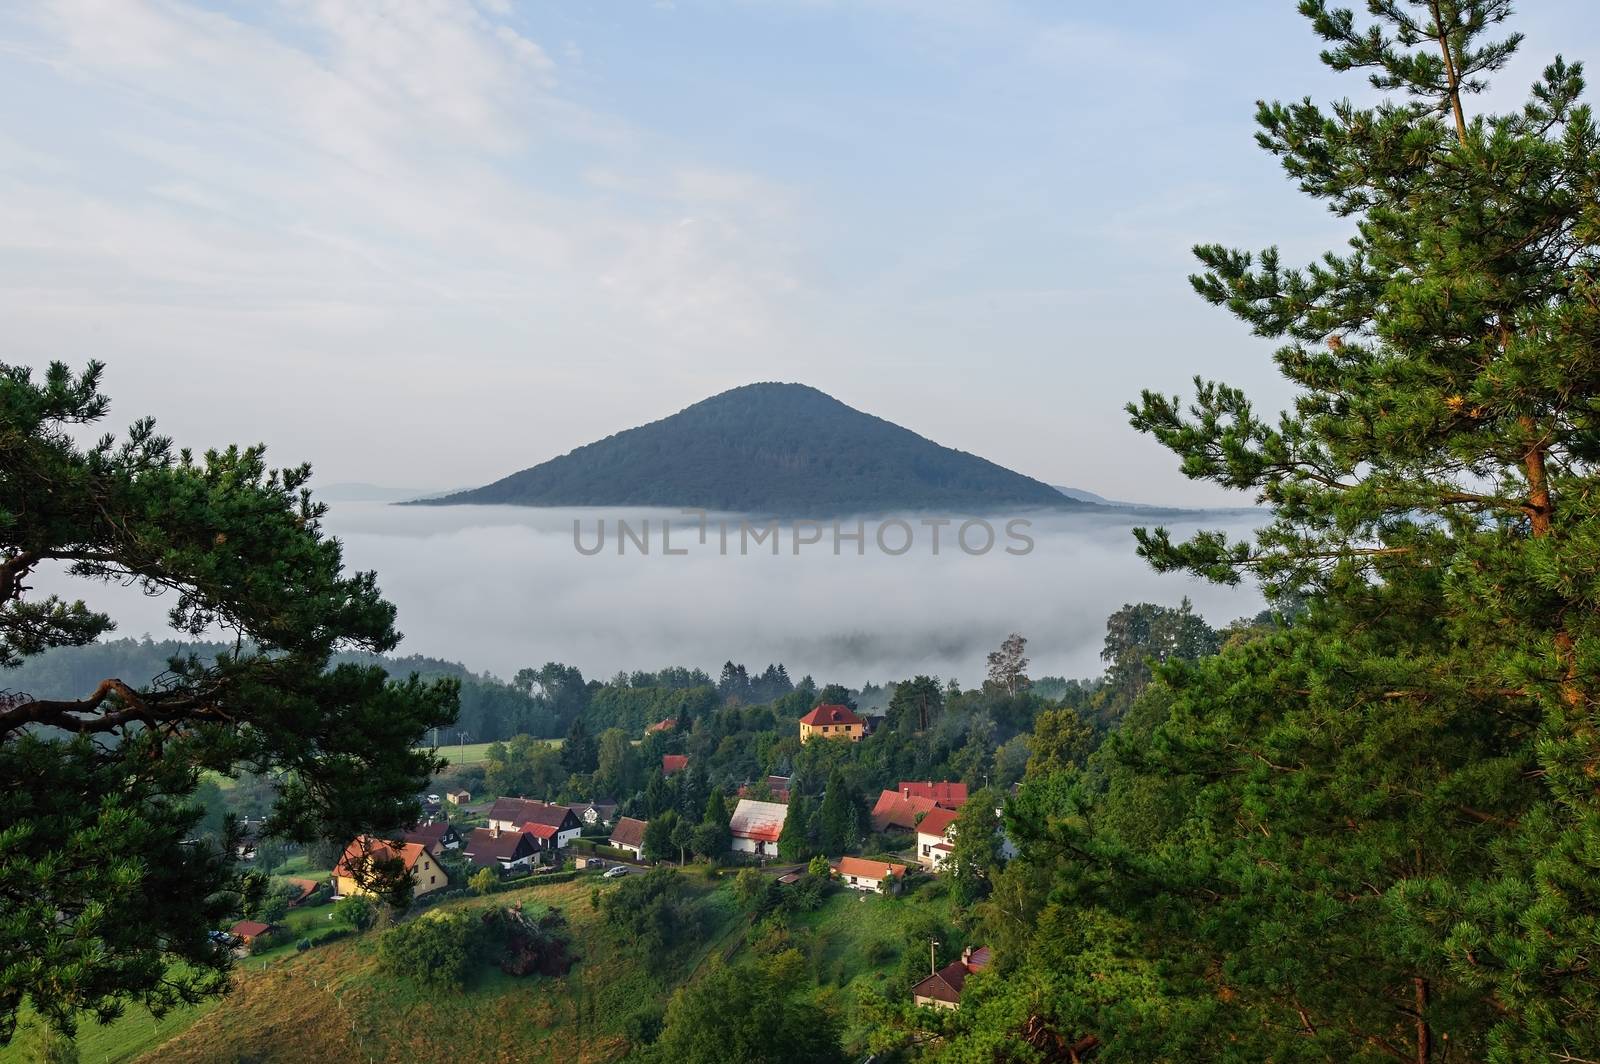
799;703;864;727
835;856;907;881
898;781;968;807
285;877;319;904
646;717;677;733
609;816;648;849
916;808;959;839
334;836;427;879
522;822;559;841
230;920;272;939
871;790;939;831
662;754;689;776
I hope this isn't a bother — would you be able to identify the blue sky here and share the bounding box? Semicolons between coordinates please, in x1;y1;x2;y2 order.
2;0;1595;505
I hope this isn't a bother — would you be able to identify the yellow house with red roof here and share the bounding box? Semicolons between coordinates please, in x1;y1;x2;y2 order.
798;703;865;744
333;835;447;899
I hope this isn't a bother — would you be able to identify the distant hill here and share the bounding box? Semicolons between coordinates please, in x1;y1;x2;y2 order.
1054;485;1115;505
418;383;1085;514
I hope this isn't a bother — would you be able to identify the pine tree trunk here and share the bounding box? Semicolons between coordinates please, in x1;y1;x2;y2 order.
1414;977;1431;1064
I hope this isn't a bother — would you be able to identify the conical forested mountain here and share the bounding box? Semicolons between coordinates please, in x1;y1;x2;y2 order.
422;382;1082;514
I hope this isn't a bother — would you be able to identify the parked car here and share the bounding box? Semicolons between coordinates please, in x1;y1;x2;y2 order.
602;865;630;879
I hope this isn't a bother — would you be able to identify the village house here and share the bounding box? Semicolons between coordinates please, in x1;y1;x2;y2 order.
445;788;471;805
911;946;991;1010
798;703;865;744
609;816;648;859
645;717;677;734
284;877;321;907
402;820;462;856
870;790;940;833
486;797;583;848
729;798;788;857
333;836;447;900
874;780;969;832
228;919;274;949
897;780;968;808
915;808;959;870
737;775;792;803
463;825;543;874
564;798;619;829
833;856;908;894
235;816;265;861
662;753;689;777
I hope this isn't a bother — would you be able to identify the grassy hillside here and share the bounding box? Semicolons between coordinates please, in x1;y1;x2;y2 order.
139;877;736;1064
729;879;957;1053
3;870;960;1063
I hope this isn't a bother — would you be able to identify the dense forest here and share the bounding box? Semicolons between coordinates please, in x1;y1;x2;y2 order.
420;382;1083;514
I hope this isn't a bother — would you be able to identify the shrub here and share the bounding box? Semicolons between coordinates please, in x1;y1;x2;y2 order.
469;867;497;895
377;910;481;991
865;938;897;967
333;895;376;930
622;1003;665;1046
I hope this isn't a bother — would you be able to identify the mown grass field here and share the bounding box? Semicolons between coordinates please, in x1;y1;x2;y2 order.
422;735;562;765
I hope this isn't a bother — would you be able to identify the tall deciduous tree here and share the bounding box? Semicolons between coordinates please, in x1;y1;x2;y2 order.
984;633;1030;695
0;362;457;1042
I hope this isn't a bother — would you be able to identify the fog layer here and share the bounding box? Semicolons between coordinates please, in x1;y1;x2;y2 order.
36;504;1266;686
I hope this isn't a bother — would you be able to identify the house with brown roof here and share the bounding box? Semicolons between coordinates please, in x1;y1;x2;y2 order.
911;946;991;1010
333;836;447;900
897;781;968;808
737;775;792;803
445;788;471;805
729;799;788;858
463;826;542;873
915;808;960;870
646;717;677;734
486;798;582;848
609;816;648;859
833;856;908;894
402;821;462;855
662;753;689;777
798;703;865;744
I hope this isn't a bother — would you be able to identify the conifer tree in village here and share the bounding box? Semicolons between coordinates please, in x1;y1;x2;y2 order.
0;362;458;1043
948;3;1600;1061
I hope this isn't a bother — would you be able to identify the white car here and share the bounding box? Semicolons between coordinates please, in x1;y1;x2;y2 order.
602;865;631;879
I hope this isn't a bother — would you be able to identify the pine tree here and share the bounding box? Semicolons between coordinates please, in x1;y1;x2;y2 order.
0;363;457;1042
954;3;1600;1060
778;793;813;862
817;769;854;856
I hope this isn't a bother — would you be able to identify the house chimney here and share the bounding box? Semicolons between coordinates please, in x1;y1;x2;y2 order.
492;824;500;839
962;946;972;966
